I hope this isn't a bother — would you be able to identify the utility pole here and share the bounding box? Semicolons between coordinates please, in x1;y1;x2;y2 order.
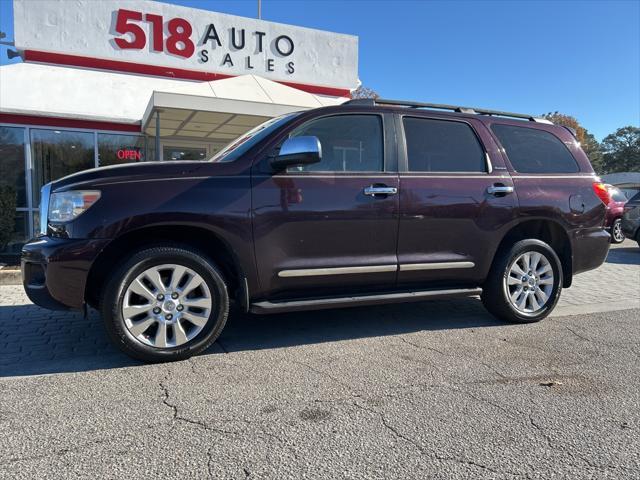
258;0;261;19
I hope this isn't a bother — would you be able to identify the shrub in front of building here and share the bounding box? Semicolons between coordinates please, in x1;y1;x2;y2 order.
0;186;17;252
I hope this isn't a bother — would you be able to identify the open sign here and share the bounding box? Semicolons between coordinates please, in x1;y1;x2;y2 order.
117;149;143;161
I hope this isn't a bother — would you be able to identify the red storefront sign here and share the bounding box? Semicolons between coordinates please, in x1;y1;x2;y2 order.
117;149;143;161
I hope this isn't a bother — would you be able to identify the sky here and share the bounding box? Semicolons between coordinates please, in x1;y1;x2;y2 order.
0;0;638;140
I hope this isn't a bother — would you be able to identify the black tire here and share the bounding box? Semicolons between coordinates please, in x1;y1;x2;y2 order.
482;239;563;324
611;218;625;244
101;245;229;363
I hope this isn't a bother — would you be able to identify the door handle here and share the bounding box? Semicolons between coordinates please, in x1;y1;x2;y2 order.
487;184;514;196
364;185;398;196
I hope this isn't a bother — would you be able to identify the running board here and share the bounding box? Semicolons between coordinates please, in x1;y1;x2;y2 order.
250;287;483;314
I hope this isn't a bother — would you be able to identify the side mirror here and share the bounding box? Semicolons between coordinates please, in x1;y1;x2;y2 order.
270;136;322;171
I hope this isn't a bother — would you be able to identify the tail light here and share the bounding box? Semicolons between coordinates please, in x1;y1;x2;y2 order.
592;182;611;205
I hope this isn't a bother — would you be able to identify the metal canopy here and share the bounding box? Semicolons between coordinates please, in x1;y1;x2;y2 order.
142;75;345;143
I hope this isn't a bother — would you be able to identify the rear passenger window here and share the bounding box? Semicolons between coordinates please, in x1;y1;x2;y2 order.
491;124;580;173
403;117;486;172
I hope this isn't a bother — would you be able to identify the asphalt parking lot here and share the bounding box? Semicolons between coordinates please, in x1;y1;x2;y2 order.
0;241;639;479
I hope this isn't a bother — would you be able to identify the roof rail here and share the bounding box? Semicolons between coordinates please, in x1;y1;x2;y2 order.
343;98;553;124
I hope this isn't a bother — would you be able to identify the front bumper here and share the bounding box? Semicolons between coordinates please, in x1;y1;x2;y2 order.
21;237;110;310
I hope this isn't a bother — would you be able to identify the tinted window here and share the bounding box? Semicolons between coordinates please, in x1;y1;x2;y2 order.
492;124;580;173
609;188;627;202
0;126;26;207
30;129;95;205
98;133;146;166
211;113;299;163
163;146;207;161
403;117;486;172
289;115;383;172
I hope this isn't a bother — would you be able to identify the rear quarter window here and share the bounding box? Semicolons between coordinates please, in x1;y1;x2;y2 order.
491;124;580;174
610;189;627;202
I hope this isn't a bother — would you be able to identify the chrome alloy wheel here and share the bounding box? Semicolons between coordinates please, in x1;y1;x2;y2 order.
122;264;212;348
612;220;625;243
504;252;554;314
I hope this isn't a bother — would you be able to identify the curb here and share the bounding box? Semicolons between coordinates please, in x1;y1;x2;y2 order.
0;268;21;286
552;300;640;318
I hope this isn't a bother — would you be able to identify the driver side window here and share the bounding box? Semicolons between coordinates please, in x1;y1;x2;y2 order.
288;114;383;172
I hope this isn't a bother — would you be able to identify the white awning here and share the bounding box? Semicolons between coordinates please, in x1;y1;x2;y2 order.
0;63;347;131
0;63;189;125
142;74;345;140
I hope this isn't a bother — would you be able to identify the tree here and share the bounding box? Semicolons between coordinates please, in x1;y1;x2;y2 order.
541;112;604;172
351;85;379;99
600;126;640;173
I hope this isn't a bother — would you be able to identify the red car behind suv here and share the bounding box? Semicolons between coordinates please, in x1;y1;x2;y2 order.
605;184;628;243
21;98;611;362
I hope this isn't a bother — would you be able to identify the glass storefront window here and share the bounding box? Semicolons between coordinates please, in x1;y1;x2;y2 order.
30;129;95;205
163;146;208;161
0;211;28;255
0;126;27;207
98;133;146;166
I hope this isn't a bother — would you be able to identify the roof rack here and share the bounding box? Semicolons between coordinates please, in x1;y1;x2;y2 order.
343;98;553;124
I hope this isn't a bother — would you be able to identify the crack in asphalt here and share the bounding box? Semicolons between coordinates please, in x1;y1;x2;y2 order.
338;343;558;479
1;437;114;465
528;413;554;449
159;377;238;435
351;400;528;478
186;357;200;375
560;322;640;361
291;359;353;390
159;372;300;474
563;325;593;343
454;388;559;453
397;335;446;356
206;447;215;478
398;335;509;380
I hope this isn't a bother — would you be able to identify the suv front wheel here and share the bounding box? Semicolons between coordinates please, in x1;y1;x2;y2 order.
101;245;229;362
482;239;562;324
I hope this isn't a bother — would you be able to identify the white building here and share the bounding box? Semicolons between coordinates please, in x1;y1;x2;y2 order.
0;0;359;252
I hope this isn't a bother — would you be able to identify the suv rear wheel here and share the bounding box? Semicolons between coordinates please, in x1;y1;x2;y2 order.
482;239;562;324
101;245;229;362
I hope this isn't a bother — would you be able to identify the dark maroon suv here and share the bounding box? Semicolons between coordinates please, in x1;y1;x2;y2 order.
21;98;611;362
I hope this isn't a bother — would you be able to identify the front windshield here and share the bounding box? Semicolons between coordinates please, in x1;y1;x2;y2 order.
210;112;301;163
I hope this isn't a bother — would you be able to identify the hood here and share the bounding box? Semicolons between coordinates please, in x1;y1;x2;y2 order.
49;161;210;191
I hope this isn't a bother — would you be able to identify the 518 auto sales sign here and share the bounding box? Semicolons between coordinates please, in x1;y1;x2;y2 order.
13;0;359;95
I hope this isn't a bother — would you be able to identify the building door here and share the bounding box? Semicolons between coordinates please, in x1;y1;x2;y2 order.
251;113;400;300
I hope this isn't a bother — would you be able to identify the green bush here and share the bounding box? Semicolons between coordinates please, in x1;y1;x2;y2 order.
0;185;17;252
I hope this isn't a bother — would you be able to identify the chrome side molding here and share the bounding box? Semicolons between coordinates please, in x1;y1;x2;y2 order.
400;261;475;271
278;265;397;278
278;261;475;278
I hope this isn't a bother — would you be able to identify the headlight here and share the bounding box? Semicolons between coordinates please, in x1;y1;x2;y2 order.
49;190;101;223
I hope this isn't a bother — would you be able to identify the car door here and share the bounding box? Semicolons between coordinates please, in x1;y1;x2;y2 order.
251;112;400;300
395;114;518;287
